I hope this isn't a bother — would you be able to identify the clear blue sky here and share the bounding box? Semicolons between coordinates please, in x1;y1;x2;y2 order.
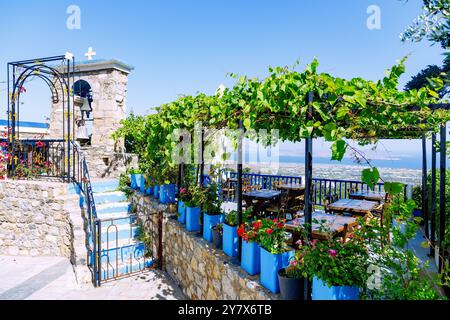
0;0;446;165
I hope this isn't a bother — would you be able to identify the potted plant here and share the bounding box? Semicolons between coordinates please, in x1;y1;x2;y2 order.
278;247;307;300
184;185;206;232
223;210;239;257
212;223;223;249
257;218;294;294
129;168;142;190
177;187;189;224
143;175;154;195
202;183;224;242
237;208;261;275
298;233;369;300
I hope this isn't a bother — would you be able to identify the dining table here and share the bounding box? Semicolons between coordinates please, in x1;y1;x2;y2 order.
349;191;386;203
242;189;282;214
327;198;380;216
285;212;358;240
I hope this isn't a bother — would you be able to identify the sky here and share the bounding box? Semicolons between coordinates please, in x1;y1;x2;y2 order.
0;0;447;167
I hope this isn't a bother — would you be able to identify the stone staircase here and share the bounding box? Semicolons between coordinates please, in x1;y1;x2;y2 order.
70;180;153;285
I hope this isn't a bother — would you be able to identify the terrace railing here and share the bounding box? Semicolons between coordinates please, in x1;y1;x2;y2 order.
222;171;386;206
1;138;68;180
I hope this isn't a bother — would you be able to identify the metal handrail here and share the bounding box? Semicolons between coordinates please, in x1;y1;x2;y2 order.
71;140;100;286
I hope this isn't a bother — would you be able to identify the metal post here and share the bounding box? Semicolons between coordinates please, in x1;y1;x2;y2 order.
67;59;71;183
11;65;16;174
199;128;205;236
304;92;314;300
430;133;437;257
422;135;429;239
237;119;243;262
439;124;446;272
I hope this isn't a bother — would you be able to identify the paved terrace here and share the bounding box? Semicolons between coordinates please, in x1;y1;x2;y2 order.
0;256;185;300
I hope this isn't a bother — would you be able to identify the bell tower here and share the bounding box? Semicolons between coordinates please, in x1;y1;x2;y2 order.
49;59;136;178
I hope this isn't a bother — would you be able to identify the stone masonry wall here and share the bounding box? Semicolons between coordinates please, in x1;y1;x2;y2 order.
131;192;278;300
0;180;74;258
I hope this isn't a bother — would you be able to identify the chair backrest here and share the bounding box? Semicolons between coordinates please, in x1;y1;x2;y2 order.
324;193;338;213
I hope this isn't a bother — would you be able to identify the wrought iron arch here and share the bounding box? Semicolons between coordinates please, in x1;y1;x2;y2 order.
6;55;75;181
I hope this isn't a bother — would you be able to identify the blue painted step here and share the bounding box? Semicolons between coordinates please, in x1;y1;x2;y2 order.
94;192;128;205
97;202;131;214
100;224;140;242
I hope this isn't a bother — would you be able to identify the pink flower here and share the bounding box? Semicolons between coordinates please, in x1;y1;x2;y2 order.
311;239;318;248
296;240;303;247
328;249;337;258
290;260;297;266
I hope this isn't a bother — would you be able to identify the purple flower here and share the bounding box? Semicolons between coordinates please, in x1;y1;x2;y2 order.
328;249;337;258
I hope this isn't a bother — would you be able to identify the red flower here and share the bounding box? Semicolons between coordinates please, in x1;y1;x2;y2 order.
237;226;245;237
36;141;46;148
273;218;278;224
266;228;273;235
277;222;284;229
252;221;262;230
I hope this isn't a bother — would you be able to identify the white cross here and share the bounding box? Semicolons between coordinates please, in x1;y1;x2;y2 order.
84;47;97;60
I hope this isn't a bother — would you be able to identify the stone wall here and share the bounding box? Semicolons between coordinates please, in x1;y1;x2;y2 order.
0;179;75;258
131;192;278;300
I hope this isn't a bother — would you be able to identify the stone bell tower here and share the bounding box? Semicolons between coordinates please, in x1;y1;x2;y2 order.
49;59;137;178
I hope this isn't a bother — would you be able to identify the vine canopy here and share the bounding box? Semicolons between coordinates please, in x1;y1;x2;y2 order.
114;57;449;177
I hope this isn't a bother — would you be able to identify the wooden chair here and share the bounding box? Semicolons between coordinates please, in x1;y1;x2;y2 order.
221;178;236;201
323;193;339;213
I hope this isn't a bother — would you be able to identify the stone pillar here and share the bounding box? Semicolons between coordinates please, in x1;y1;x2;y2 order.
49;59;133;150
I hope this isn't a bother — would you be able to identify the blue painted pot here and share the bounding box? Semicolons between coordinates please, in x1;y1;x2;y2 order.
130;174;142;190
223;224;238;257
186;207;201;232
260;247;295;294
145;187;154;196
153;185;160;198
203;213;224;242
140;175;146;193
178;200;186;224
159;184;176;204
241;241;260;275
312;277;359;300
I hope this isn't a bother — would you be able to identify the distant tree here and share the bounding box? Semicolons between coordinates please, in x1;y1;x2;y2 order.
405;64;442;90
400;0;449;48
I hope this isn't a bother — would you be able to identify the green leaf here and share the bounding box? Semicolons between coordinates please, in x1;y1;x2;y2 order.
384;182;404;195
323;123;337;141
243;118;251;129
336;106;350;119
361;167;380;190
331;140;347;161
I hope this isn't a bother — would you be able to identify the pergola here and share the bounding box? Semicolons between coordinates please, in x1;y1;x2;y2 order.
194;100;449;299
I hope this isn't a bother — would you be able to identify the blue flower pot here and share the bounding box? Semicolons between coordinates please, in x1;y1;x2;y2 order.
186;207;201;232
312;277;359;300
153;185;160;198
159;184;176;204
140;175;146;193
203;213;224;242
178;200;186;224
145;187;154;196
260;247;295;294
130;174;142;190
241;241;260;275
223;223;238;257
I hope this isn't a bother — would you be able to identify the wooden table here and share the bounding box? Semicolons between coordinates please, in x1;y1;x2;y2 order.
349;191;386;203
243;189;282;213
285;212;358;239
277;183;305;191
327;198;379;216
